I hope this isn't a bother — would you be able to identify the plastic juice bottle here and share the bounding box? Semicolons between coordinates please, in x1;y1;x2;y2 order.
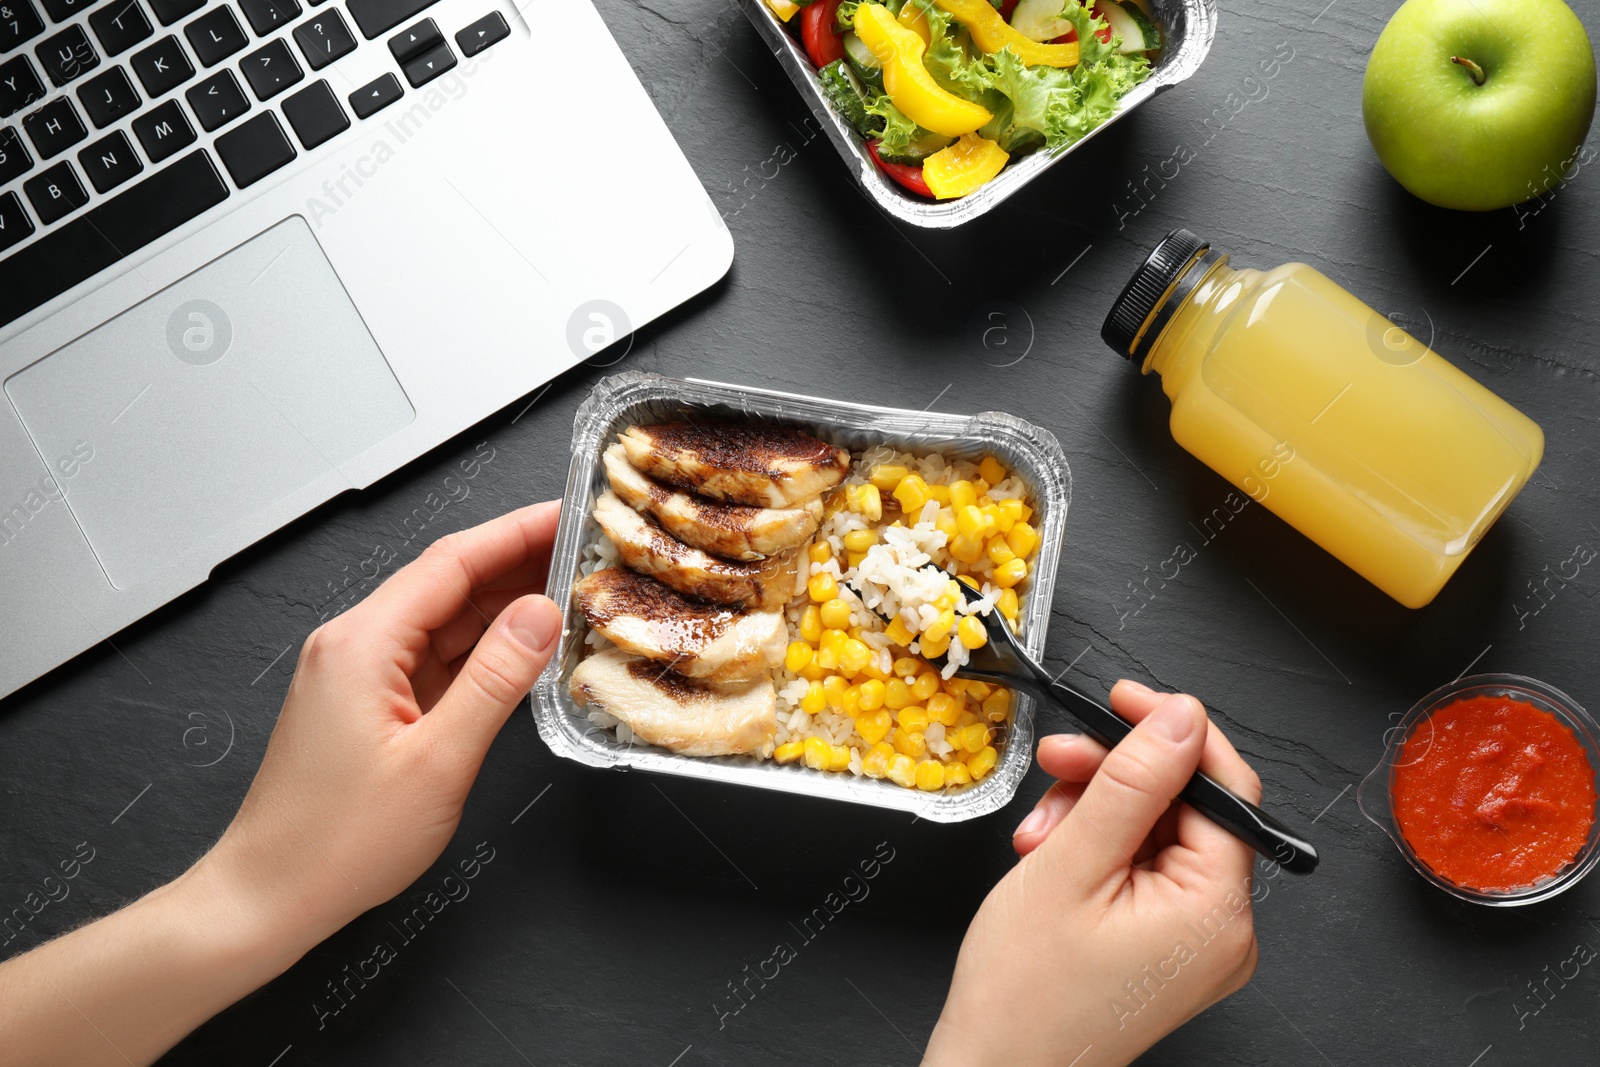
1101;229;1543;609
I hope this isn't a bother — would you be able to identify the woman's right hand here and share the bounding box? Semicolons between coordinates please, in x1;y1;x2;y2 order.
924;681;1263;1067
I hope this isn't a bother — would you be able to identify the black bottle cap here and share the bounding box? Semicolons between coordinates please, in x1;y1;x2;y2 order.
1101;228;1210;361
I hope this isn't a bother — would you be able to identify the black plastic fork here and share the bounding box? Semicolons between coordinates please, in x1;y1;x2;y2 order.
849;566;1318;875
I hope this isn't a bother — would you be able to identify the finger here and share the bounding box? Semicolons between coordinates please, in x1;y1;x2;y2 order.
1013;779;1081;856
430;582;549;667
421;594;562;764
356;501;561;641
1034;733;1108;783
1038;692;1209;895
1111;680;1252;800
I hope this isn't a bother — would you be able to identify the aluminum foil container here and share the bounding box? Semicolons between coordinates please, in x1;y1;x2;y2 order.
736;0;1218;228
532;372;1071;822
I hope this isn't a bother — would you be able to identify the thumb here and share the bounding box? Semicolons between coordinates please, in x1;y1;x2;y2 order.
1037;693;1208;894
425;594;562;761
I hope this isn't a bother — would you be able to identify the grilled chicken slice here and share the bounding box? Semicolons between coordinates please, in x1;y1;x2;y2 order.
603;444;823;561
592;491;799;609
574;566;785;684
569;647;777;757
619;422;850;508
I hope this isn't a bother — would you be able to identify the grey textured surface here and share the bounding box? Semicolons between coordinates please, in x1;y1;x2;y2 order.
3;0;1599;1063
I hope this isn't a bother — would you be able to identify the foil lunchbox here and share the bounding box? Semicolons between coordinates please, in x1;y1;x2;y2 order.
734;0;1218;228
531;372;1071;822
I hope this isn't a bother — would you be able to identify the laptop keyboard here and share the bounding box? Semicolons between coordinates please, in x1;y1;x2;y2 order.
0;0;511;327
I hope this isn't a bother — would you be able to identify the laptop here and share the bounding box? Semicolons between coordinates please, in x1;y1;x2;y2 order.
0;0;733;698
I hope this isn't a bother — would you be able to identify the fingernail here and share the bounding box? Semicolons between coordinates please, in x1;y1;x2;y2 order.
1148;693;1199;744
507;596;560;653
1120;679;1154;695
1015;807;1048;837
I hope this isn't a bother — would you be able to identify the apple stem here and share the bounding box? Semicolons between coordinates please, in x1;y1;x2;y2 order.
1451;55;1487;86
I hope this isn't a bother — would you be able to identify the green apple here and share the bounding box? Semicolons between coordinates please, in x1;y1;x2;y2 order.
1362;0;1596;211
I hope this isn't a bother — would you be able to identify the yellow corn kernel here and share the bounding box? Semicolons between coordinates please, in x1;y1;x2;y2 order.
949;533;985;564
911;671;941;702
827;743;852;772
808;572;839;602
927;693;960;726
978;455;1007;485
840;685;862;717
843;528;878;553
888;753;918;788
821;627;848;653
987;535;1016;566
973;477;991;497
840;638;873;677
920;633;951;659
968;744;999;779
819;597;853;631
983;687;1012;722
774;741;804;764
892;656;920;678
803;736;831;770
884;678;914;710
814;646;839;671
915;759;945;791
884;616;915;647
784;640;814;673
1006;522;1039;559
893;474;931;513
809;541;832;564
858;483;883;522
857;707;893;745
923;609;956;643
823;674;849;709
800;662;828;682
954;709;979;729
998;498;1025;524
997;588;1019;622
958;615;988;649
870;464;910;491
891;728;927;759
945;761;972;785
965;680;993;699
935;509;960;542
844;551;864;569
862;741;894;778
994;558;1028;589
802;681;827;714
928;484;951;507
1016;502;1033;522
861;657;893;681
958;722;990;753
799;604;822;644
955;504;985;539
947;479;976;510
857;678;887;711
898;706;929;733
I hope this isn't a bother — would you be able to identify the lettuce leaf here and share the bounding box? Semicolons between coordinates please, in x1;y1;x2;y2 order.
862;91;924;158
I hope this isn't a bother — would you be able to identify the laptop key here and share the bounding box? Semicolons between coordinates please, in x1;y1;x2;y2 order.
147;0;203;25
23;159;85;223
0;125;31;183
400;40;450;87
184;5;244;66
0;55;45;116
185;66;245;128
214;109;291;187
291;8;352;70
36;24;98;87
386;15;435;62
21;94;83;157
280;76;342;148
346;0;434;40
347;70;396;118
39;0;97;20
77;64;138;127
77;127;139;191
130;33;191;96
0;191;32;253
240;36;299;100
454;11;505;57
0;1;45;53
0;150;228;327
238;0;298;36
130;95;191;160
88;0;152;56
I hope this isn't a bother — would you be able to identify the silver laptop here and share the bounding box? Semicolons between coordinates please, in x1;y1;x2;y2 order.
0;0;733;697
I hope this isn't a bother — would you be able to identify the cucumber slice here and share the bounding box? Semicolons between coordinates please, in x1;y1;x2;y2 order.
877;129;955;164
1116;0;1162;51
1009;0;1071;42
841;31;886;91
818;59;885;137
1099;0;1161;54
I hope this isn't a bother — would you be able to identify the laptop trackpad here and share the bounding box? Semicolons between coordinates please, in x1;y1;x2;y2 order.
4;216;415;590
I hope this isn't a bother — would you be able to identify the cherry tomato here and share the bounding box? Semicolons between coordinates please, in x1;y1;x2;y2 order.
997;0;1019;18
867;140;933;198
801;0;846;68
1051;3;1114;44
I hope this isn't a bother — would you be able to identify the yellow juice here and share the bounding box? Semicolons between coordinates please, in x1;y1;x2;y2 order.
1104;232;1543;608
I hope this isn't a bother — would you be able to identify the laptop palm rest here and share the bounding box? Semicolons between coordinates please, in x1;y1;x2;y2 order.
4;216;415;590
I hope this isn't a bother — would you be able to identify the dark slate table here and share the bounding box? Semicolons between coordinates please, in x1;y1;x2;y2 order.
4;0;1598;1063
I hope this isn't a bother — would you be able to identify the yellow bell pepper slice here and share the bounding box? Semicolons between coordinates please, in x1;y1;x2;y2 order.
855;2;992;138
934;0;1080;67
764;0;801;21
897;0;932;44
922;133;1009;198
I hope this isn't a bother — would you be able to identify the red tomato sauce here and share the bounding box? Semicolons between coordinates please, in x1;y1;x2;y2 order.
1393;695;1596;891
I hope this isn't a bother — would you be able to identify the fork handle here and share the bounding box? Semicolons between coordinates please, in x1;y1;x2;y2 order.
1023;675;1319;875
